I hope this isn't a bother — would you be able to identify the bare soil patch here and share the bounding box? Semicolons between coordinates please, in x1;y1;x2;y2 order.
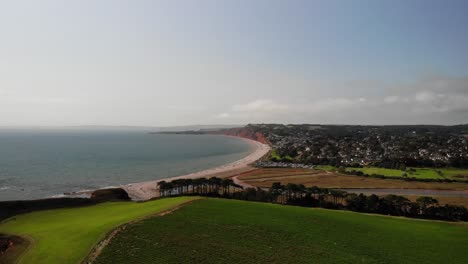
404;195;468;208
0;234;30;264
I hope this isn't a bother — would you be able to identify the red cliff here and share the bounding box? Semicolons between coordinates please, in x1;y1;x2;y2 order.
211;127;270;145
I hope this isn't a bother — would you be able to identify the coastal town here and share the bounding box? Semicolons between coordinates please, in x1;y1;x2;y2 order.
244;124;468;168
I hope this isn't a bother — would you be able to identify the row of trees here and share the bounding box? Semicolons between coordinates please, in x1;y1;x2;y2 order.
273;183;467;221
156;179;468;221
157;177;243;197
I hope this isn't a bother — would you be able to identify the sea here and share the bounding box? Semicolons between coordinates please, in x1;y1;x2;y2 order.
0;129;254;201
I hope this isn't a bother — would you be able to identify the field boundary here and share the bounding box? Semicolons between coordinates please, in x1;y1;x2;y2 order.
83;198;202;264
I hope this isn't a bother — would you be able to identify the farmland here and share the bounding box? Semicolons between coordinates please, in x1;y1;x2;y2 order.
0;196;197;264
94;198;468;264
315;165;468;180
239;168;468;190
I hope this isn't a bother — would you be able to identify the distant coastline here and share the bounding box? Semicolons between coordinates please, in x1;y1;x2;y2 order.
59;135;270;201
0;131;258;201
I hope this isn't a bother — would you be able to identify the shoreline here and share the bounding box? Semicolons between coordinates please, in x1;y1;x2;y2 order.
122;136;271;200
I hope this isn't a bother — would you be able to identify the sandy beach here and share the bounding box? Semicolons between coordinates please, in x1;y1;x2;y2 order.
123;137;270;200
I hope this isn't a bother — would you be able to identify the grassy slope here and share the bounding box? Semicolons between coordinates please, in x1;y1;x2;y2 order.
95;199;468;264
0;196;196;264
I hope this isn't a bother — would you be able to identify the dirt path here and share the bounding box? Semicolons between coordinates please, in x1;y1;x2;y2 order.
232;175;255;189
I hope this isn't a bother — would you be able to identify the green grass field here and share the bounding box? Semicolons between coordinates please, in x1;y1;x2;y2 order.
314;164;337;171
440;168;468;179
0;196;197;264
316;165;468;180
94;199;468;264
348;167;408;177
269;150;293;162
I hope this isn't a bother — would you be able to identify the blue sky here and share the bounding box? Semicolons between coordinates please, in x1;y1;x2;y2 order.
0;0;467;126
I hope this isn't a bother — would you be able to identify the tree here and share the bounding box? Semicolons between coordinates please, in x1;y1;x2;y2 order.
157;181;167;197
221;178;234;196
271;182;284;203
209;177;222;194
416;196;438;215
382;195;411;216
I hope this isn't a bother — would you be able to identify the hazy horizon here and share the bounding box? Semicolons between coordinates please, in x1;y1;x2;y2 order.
1;0;467;126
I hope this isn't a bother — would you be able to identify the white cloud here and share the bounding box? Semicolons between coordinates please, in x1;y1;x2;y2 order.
216;113;230;119
232;99;289;113
302;97;366;113
217;97;369;124
414;91;437;103
214;74;468;125
384;96;400;104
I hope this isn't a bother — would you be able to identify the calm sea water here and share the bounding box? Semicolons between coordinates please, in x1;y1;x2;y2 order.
0;129;254;201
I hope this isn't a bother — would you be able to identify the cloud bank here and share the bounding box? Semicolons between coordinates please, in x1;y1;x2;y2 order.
215;74;468;125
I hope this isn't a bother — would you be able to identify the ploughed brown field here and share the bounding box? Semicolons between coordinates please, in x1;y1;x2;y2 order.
404;195;468;208
238;168;468;207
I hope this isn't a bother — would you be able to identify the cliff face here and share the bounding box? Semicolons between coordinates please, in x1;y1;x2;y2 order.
212;127;270;145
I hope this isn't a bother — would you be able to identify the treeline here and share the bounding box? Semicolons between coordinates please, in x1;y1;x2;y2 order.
157;178;468;221
0;198;97;221
273;183;467;221
158;177;243;197
0;188;130;221
374;160;406;170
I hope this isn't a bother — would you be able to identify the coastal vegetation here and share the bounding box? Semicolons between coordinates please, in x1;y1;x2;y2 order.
0;188;133;221
0;196;196;264
157;177;468;221
0;197;98;221
158;178;243;197
94;199;468;264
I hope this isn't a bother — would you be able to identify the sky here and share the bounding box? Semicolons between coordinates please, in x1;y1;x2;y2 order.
0;0;467;127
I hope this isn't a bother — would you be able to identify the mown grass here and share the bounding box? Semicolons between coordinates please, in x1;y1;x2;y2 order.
314;164;337;171
347;167;407;177
269;150;293;162
0;196;197;264
94;198;468;264
441;168;468;179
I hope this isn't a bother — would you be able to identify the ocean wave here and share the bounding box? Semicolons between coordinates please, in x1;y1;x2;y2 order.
0;186;14;191
51;193;67;198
